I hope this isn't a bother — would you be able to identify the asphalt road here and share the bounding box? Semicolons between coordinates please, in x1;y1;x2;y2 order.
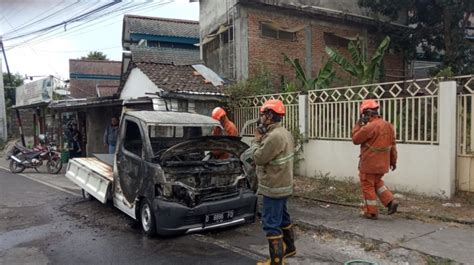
0;168;393;265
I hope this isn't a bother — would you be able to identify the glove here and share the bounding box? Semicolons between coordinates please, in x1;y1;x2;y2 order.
391;164;397;171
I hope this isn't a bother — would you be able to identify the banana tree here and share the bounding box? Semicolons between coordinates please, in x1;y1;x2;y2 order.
325;36;391;85
283;53;335;92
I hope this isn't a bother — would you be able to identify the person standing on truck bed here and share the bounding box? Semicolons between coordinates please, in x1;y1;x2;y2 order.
211;107;238;159
103;117;119;154
252;99;296;265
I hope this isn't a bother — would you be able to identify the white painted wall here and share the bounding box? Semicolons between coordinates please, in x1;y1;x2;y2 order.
240;82;457;198
298;140;446;196
120;68;161;100
244;135;449;196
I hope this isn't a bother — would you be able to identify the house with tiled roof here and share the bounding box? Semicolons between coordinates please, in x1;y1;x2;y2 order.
69;59;121;98
119;15;227;116
119;46;225;115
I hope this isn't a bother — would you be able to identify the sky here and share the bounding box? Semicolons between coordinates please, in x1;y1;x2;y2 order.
0;0;199;80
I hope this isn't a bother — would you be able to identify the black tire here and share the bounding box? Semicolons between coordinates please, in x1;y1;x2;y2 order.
47;159;63;174
9;158;25;173
82;189;94;201
140;199;157;237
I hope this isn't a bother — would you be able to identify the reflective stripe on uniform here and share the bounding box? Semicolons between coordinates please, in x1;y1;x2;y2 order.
365;143;391;153
269;152;294;165
377;186;388;195
365;199;378;206
258;183;293;195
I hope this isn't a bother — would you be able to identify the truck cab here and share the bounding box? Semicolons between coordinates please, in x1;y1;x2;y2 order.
66;110;257;236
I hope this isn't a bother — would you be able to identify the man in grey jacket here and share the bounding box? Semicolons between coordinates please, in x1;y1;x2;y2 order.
253;99;295;265
103;117;119;154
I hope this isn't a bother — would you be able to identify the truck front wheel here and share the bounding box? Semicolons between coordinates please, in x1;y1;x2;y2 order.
140;199;157;237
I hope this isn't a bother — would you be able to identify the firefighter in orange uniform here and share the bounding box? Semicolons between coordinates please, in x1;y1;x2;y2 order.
211;107;238;159
352;99;399;220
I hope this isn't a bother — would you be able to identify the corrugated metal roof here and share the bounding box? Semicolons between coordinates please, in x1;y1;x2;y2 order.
124;15;199;39
126;111;219;125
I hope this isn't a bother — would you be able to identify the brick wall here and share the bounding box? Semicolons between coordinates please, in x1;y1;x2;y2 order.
247;9;306;90
246;8;405;88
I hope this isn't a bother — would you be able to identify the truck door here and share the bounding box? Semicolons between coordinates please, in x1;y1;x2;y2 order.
116;117;145;204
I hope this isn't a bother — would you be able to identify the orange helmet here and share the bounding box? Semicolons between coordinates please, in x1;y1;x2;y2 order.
360;99;379;113
260;99;286;115
212;107;226;120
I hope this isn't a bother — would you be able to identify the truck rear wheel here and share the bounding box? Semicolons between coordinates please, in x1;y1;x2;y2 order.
82;189;94;201
140;199;157;237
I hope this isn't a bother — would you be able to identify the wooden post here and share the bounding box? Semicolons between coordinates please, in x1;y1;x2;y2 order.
15;109;25;146
33;112;37;146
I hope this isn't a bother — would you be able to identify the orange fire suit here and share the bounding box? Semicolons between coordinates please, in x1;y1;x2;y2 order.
212;118;238;159
352;116;397;216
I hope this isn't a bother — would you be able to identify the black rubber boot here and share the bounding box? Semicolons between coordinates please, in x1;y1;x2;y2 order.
387;200;399;215
256;234;286;265
282;225;296;258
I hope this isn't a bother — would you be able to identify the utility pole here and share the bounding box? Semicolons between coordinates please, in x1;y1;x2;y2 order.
1;37;14;143
0;55;8;142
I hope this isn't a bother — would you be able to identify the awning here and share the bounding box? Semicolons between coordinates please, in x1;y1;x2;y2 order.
49;97;123;110
199;24;231;46
11;101;49;110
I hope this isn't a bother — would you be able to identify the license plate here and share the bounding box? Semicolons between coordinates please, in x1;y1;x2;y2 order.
204;210;234;226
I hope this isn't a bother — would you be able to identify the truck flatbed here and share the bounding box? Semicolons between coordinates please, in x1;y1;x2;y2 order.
65;157;113;203
93;153;114;168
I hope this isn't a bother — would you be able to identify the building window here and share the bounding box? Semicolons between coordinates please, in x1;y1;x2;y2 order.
260;23;296;41
324;33;350;48
146;41;197;49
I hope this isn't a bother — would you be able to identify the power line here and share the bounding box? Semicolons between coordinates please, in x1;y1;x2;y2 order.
2;1;71;37
34;46;122;53
4;1;172;51
2;14;61;77
3;1;121;41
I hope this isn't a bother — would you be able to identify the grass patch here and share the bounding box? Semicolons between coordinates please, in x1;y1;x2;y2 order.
294;172;361;204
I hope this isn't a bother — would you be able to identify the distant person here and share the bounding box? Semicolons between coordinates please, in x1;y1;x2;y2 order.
211;107;238;159
67;123;82;158
104;117;119;154
352;99;399;220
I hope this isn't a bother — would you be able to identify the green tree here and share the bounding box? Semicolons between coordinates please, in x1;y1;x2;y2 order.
3;72;24;108
325;36;391;85
81;51;108;60
282;53;335;92
358;0;474;75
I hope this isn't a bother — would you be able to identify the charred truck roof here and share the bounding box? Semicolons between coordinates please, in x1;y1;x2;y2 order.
125;111;220;126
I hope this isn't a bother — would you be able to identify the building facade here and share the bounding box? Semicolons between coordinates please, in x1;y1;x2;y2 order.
199;0;407;84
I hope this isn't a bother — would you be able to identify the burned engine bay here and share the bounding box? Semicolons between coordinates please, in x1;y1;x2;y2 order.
154;137;251;207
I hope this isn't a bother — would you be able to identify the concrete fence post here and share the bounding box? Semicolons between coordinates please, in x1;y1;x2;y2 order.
438;81;457;198
298;94;308;140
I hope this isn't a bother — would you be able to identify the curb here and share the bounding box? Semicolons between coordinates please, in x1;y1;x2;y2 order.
294;218;455;264
294;194;474;226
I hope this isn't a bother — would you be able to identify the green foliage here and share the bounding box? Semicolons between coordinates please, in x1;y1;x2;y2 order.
282;53;335;92
290;128;305;172
432;66;455;80
81;51;108;60
224;63;275;99
325;36;391;85
358;0;474;75
3;72;24;108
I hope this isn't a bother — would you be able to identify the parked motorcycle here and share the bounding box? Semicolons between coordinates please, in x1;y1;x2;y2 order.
7;134;63;174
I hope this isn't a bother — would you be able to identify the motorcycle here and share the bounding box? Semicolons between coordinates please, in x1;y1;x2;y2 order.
7;134;63;174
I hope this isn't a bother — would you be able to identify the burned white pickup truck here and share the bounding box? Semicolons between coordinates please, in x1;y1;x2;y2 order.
65;110;257;236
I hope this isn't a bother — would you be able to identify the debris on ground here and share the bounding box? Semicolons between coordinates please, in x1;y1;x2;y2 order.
442;203;461;208
294;175;474;225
